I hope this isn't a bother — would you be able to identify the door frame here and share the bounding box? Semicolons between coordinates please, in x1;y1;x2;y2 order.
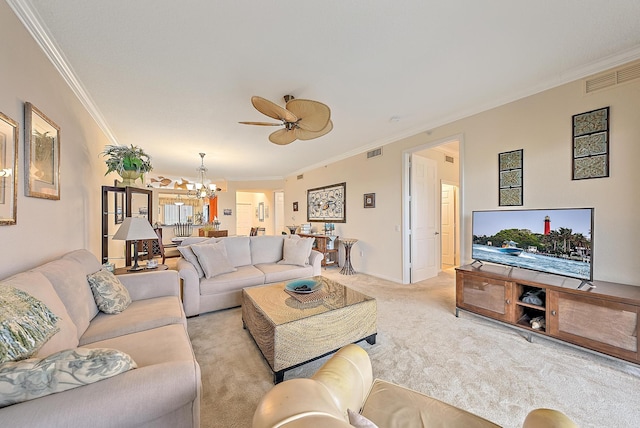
402;133;465;284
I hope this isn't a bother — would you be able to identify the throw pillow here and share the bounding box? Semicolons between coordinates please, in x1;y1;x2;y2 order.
86;270;131;314
277;237;314;267
348;409;379;428
0;347;137;407
178;245;205;278
0;286;60;364
191;241;237;279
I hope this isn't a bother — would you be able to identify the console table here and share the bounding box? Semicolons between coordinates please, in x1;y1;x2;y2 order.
297;233;339;267
456;264;640;364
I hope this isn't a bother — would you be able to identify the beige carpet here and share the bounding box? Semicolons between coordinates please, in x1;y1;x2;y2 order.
187;269;640;428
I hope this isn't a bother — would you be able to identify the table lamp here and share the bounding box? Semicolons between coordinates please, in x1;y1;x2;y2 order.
112;217;159;271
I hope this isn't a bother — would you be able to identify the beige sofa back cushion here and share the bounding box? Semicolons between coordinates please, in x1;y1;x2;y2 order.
250;236;285;265
34;259;99;340
1;271;79;358
61;249;102;275
222;237;252;267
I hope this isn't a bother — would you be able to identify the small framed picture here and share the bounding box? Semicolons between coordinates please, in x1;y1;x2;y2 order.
25;102;60;200
364;193;375;208
293;201;298;212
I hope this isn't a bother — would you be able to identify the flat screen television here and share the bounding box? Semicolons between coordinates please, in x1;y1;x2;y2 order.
472;208;593;282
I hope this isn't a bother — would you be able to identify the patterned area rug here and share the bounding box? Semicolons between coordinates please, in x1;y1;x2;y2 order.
187;268;640;428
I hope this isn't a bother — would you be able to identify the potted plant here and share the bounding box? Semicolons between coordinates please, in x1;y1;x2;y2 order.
101;144;153;186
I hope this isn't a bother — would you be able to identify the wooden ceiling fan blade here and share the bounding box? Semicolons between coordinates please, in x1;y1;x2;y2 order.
295;120;333;141
269;128;297;145
286;99;331;132
238;121;282;126
251;96;297;122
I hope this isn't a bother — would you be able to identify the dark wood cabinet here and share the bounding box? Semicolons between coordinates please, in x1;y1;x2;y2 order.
456;264;640;364
101;185;153;267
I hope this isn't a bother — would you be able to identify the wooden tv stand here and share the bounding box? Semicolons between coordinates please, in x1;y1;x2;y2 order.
455;264;640;364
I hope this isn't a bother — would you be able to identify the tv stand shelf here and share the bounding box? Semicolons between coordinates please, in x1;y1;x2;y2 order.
456;264;640;364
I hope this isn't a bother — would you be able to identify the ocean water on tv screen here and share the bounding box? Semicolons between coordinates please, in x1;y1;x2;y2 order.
472;244;591;280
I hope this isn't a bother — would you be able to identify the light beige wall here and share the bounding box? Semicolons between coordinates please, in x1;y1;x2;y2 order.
220;179;284;236
286;68;639;286
0;3;112;279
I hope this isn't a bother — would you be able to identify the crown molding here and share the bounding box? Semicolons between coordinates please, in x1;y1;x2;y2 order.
6;0;119;145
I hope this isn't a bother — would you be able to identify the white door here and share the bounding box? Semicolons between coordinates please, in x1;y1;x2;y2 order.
441;183;457;267
274;191;285;235
410;154;439;282
236;203;253;236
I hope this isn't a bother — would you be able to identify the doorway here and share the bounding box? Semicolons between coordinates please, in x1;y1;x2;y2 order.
402;135;462;284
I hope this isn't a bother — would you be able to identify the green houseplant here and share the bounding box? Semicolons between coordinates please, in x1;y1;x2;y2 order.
101;144;153;186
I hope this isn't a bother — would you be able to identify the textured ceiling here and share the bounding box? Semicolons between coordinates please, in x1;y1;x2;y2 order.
9;0;640;182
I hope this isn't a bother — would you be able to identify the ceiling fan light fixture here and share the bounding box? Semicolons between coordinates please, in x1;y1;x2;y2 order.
240;94;333;145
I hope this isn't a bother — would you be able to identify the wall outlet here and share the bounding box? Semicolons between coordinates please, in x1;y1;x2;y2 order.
360;251;364;257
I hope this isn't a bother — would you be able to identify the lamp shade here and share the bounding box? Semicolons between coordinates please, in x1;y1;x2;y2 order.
112;217;158;241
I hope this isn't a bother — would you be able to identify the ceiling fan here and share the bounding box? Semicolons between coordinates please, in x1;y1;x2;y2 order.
239;95;333;145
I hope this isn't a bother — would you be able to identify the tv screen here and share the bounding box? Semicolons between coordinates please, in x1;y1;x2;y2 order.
472;208;593;281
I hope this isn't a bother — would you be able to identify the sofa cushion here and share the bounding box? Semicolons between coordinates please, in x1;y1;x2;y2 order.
0;347;136;408
0;286;59;363
221;236;252;267
278;237;314;267
256;263;315;284
34;259;99;339
360;379;500;428
199;265;265;295
82;324;195;367
79;296;185;345
61;249;102;276
178;245;206;278
87;270;132;314
2;272;79;359
191;241;238;279
250;235;285;265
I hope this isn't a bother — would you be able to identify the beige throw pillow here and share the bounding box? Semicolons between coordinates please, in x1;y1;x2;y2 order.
191;241;237;279
86;270;131;314
277;237;314;267
0;347;137;407
178;245;206;278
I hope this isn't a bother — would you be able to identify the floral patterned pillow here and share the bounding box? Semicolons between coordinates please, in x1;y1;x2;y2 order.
0;347;137;407
0;286;60;363
86;270;131;314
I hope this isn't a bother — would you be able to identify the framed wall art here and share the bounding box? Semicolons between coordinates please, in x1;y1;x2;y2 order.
307;182;346;223
572;106;609;180
25;102;60;200
498;149;523;206
0;112;18;225
293;201;298;212
364;193;375;208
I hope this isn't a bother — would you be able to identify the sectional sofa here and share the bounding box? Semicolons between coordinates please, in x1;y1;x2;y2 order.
177;235;322;316
0;249;200;427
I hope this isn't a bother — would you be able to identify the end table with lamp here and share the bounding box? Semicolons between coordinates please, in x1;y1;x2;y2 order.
112;217;160;272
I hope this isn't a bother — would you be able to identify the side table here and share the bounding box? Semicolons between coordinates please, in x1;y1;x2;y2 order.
340;238;358;275
114;264;168;275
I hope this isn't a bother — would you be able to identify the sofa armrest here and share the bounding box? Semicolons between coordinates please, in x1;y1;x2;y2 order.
117;270;180;301
309;250;323;276
177;258;200;317
0;360;201;428
522;409;578;428
253;345;372;428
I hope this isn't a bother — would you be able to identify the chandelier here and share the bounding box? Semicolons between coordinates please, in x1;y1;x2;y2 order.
186;153;217;200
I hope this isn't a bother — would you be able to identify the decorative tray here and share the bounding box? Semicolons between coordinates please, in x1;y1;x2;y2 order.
285;279;322;294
